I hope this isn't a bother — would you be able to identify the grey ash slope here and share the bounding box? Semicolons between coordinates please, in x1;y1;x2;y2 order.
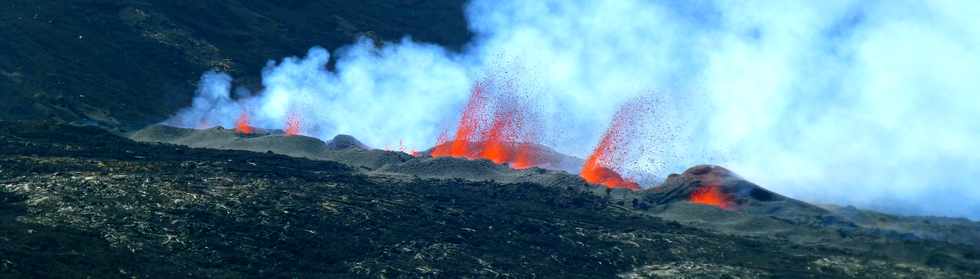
128;124;406;169
129;123;601;192
637;164;980;264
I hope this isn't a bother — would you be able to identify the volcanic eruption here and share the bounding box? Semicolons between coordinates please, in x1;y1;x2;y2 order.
579;98;647;190
235;111;253;134
689;185;733;210
285;113;301;136
430;77;543;169
680;165;738;210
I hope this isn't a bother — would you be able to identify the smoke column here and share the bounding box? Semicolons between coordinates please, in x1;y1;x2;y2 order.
167;0;980;219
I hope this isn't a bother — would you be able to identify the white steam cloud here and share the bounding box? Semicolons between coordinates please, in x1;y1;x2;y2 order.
168;0;980;219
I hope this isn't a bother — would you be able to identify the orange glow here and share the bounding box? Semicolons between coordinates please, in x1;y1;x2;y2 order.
431;130;453;156
285;113;301;136
580;149;639;190
432;82;488;158
478;112;514;164
510;143;538;169
430;78;543;169
451;81;488;158
689;185;733;210
579;164;639;190
235;112;253;134
579;101;640;190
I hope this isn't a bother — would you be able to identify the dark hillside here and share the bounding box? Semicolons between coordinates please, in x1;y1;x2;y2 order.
0;121;975;278
0;0;470;128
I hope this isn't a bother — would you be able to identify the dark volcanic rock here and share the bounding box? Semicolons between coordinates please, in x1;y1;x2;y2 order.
326;134;367;150
0;0;472;129
2;122;977;278
129;124;589;186
129;124;408;169
645;164;795;207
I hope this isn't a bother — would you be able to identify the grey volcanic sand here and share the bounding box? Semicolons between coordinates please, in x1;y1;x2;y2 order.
638;165;980;248
128;124;597;191
129;124;408;169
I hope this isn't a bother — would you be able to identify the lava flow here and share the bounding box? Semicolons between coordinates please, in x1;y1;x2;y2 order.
235;112;253;134
430;78;541;169
689;185;733;210
579;100;642;190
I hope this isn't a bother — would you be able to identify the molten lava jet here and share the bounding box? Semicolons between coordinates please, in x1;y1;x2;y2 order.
579;101;642;190
235;112;253;134
689;185;733;210
432;80;489;158
479;111;515;164
431;131;454;157
430;78;542;169
285;113;301;136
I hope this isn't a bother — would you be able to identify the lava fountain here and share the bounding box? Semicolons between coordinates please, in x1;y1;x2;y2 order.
235;112;253;134
285;113;301;136
431;80;490;158
430;77;542;169
579;99;644;190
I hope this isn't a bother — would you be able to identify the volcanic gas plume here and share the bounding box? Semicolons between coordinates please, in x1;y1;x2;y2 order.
579;99;648;190
430;78;542;169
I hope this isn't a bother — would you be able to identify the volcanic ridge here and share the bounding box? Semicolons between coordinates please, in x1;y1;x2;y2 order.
3;121;979;277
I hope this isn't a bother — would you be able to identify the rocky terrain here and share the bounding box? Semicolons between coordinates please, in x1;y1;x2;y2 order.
126;124;980;247
2;121;979;278
3;1;980;278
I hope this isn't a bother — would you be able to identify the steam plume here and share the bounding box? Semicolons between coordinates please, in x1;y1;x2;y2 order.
167;0;980;219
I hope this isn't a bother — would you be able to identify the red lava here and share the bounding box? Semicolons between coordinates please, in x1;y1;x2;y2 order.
285;113;301;136
579;99;647;190
431;77;542;169
235;112;253;134
689;185;733;210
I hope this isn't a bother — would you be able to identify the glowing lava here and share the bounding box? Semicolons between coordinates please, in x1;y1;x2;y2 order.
689;185;733;210
579;100;642;190
430;78;542;169
479;111;515;164
431;130;454;156
509;143;538;170
235;112;253;134
432;81;487;157
579;164;639;190
285;113;301;136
